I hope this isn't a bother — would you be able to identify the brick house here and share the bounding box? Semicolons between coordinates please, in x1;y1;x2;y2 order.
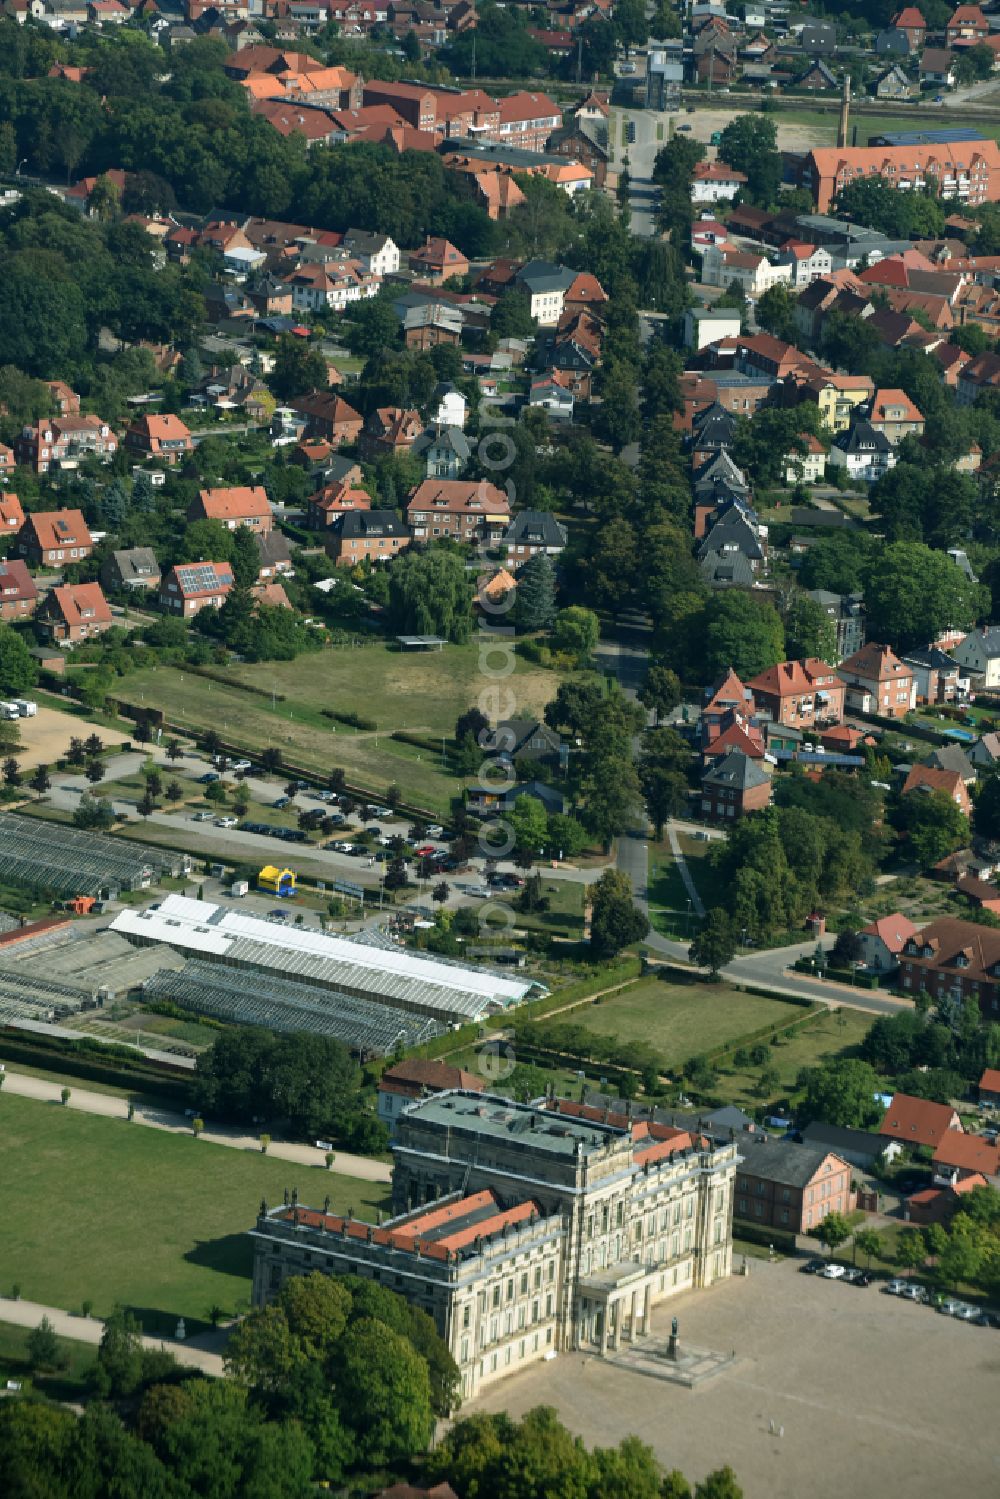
0;493;24;532
291;391;364;446
307;477;372;529
406;479;510;545
0;559;37;621
36;582;113;644
838;642;914;719
878;1090;963;1150
125;414;194;464
188;485;273;533
15;509;93;568
159;561;234;616
857;912;918;974
748;658;844;730
100;547;160;593
377;1057;484;1139
978;1067;1000;1106
901;764;972;817
15;414;118;474
326;509;411;566
897;918;1000;1019
868;387;925;444
932;1131;1000;1185
734;1139;855;1236
359;407;423;460
408;237;469;286
700;748;772;820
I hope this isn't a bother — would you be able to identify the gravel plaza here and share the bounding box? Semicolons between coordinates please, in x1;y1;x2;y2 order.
469;1256;1000;1499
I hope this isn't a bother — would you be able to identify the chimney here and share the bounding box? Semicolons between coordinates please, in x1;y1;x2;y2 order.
837;75;851;152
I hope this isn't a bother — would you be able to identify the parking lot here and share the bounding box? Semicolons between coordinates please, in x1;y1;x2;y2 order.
470;1257;1000;1499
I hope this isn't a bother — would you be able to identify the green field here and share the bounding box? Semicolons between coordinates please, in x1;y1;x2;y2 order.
568;975;799;1064
0;1322;98;1403
114;645;566;816
0;1094;388;1332
710;1007;873;1111
772;105;1000;148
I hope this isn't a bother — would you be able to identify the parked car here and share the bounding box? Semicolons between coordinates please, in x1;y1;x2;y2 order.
273;796;291;809
840;1267;866;1285
197;772;220;784
954;1302;981;1321
800;1259;825;1275
191;811;214;822
900;1283;928;1302
215;816;239;829
885;1278;908;1295
425;824;444;837
937;1298;963;1317
819;1263;845;1279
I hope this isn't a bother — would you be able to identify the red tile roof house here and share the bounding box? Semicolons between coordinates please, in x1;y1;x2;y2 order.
0;492;24;533
748;658;845;730
955;873;1000;914
15;414;117;474
15;509;93;568
979;1067;1000;1107
377;1057;484;1138
897;916;1000;1020
291;391;364;445
406;479;511;545
359;407;423;460
932;1130;1000;1186
879;1092;963;1152
125;414;194;465
0;559;38;622
36;582;113;645
188;485;273;533
901;763;972;817
159;561;234;617
407;237;470;286
838;642;915;719
857;912;918;974
307;478;373;528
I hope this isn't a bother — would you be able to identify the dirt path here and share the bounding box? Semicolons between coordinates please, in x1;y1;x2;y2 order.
0;1295;226;1377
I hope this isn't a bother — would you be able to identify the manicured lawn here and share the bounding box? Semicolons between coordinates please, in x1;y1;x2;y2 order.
115;645;566;816
709;1007;874;1111
513;878;585;939
770;106;1000;147
647;855;703;941
0;1093;389;1332
0;1322;97;1402
568;976;799;1065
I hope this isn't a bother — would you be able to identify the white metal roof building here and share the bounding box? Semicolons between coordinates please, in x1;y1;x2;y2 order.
112;894;538;1025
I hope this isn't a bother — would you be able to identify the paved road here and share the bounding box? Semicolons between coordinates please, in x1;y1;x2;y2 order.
1;1070;392;1184
0;1295;226;1377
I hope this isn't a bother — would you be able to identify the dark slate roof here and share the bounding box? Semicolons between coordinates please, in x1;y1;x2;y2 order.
701;748;770;791
921;743;974;779
111;547;159;581
735;1135;844;1188
800;1122;890;1159
902;647;959;672
256;530;292;567
337;509;409;539
412;425;471;461
517;259;576;294
834;419;893;456
504;510;568;548
699;551;757;587
697;511;765;562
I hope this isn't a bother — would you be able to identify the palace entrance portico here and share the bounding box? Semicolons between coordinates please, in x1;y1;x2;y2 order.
576;1261;655;1354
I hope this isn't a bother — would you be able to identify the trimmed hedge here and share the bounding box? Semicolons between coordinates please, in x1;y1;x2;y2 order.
184;667;285;702
392;730;446;753
0;1031;192;1103
323;709;377;731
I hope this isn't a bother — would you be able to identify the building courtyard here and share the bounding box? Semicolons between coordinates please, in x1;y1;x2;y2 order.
470;1256;998;1499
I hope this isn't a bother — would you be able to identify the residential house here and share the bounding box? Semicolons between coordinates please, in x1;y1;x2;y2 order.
326;509;411;566
0;559;37;621
359;407;423;460
36;582;113;644
159;561;234;617
255;531;293;580
125;414;194;465
808;589;865;660
503;510;568;568
945;4;988;48
342;228;400;276
506;261;576;326
868;388;925;443
957;351;1000;406
528;375;575;421
951;626;1000;689
979;1067;1000;1107
802;372;876;434
15;414;117;474
402;303;463;350
15;509;93;568
790;59;838;92
100;547;160;593
878;1090;963;1150
733;1139;854;1236
0;493;24;532
872;64;913;99
406;479;510;544
748;658;845;729
291;391;364;446
377;1057;484;1139
700;749;772;821
411;425;470;480
783;433;827;484
932;1130;1000;1185
189;485;273;533
431;383;467;430
827;421;896;483
408;237;469;285
889;6;926;50
684;307;742;351
491;719;562;768
775;242;833;289
702;244;793;298
901;647;964;705
838;642;914;718
857;912;918;974
969;731;1000;771
902;763;972;816
897;918;1000;1018
285;259;378;313
690;160;747;204
956;874;1000;914
306;477;372;529
798;136;1000;213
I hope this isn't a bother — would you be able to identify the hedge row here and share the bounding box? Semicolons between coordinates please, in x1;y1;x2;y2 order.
323;709;377;731
392;730;445;754
484;960;644;1030
185;667;285;702
0;1032;192;1103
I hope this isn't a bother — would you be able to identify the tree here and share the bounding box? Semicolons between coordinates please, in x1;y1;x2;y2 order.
26;1315;62;1371
837;175;946;239
0;624;38;696
387;549;473;644
639;662;681;724
688;908;736;979
2;757;20;787
831;929;864;967
854;1227;883;1269
702;591;785;680
510;795;549;860
755;283;798;344
894;788;968;869
783;593;837;663
638;727;692;837
815;1210;852;1259
800;1058;883;1129
551;606;599;664
895;1228;927;1280
588;869;649;958
863;542;986;652
336;1317;434;1466
514;553;556;632
94;1307;144;1397
717;115;781;204
695;1468;744;1499
74;792;115;830
974;773;1000;842
271;337;329;401
490;288;535;338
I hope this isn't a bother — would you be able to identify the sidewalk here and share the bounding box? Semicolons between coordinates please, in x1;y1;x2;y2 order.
0;1296;226;1377
1;1071;392;1185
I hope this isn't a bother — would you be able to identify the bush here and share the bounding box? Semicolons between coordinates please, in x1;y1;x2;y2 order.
323;709;377;731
